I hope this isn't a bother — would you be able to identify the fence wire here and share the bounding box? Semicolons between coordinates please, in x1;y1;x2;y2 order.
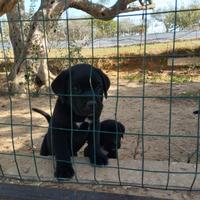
0;0;200;191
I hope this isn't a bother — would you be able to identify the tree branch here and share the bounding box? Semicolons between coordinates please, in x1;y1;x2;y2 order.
0;0;19;16
70;0;155;20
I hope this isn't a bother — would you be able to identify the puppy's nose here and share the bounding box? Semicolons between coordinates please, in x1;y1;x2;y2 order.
86;100;96;109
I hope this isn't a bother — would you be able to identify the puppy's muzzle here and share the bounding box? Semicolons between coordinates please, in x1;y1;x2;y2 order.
86;100;96;113
72;92;103;117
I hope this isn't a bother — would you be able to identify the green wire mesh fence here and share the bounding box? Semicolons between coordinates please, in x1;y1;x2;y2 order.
0;0;200;191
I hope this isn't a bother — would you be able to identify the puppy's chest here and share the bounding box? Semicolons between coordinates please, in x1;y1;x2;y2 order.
74;118;92;129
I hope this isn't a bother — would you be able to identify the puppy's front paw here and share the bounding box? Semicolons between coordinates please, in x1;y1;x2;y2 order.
55;164;74;179
90;149;108;166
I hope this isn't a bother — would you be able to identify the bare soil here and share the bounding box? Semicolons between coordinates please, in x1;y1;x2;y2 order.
1;70;200;160
1;70;200;198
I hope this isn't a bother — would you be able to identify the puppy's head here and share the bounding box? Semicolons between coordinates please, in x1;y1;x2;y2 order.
51;64;110;117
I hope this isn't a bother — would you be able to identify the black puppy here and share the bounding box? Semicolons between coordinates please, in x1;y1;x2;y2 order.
187;110;200;163
84;120;125;158
34;64;110;179
99;119;125;158
32;109;125;159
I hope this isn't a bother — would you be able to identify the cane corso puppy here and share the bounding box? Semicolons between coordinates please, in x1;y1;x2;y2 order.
33;108;125;160
187;109;200;163
99;119;125;158
34;64;110;179
84;120;125;158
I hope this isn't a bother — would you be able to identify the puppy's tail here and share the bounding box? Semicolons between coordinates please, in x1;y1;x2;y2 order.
32;108;51;123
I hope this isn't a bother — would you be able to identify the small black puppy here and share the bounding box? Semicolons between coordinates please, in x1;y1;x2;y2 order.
32;108;125;159
187;110;200;163
99;119;125;158
84;120;125;158
33;64;110;179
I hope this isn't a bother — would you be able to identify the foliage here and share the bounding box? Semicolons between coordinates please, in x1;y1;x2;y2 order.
68;40;85;65
48;17;149;41
93;19;117;38
153;4;200;32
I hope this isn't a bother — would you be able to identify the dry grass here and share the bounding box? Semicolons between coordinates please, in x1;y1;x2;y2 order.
81;40;200;58
1;39;200;80
123;70;200;84
0;39;199;60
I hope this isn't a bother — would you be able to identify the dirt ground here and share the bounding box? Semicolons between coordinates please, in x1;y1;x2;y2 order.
1;70;200;198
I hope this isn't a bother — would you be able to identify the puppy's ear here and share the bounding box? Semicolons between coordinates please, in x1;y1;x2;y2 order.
193;110;199;115
96;68;110;98
51;70;69;95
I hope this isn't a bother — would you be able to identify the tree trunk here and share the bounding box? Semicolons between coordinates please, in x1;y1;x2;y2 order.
6;0;25;63
7;0;61;93
5;0;155;94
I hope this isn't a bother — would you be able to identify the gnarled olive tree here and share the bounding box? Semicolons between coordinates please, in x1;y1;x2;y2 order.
1;0;155;93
